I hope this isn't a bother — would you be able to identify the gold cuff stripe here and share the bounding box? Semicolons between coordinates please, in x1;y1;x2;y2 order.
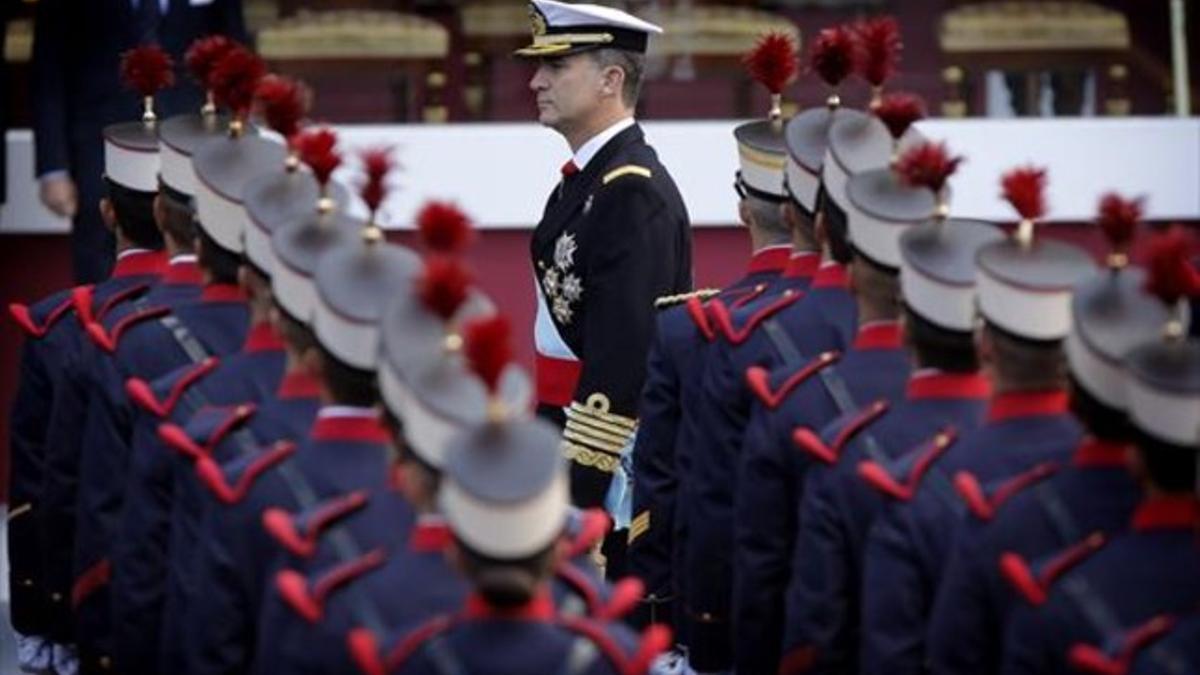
7;502;32;521
628;510;651;543
563;427;627;454
568;401;638;430
566;412;636;444
563;442;621;473
603;165;652;185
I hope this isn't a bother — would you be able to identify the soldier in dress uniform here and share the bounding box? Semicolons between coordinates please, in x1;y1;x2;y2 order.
626;32;814;638
858;167;1095;675
516;0;691;523
7;45;174;674
1000;229;1200;674
362;406;670;674
174;131;361;675
731;120;945;674
927;194;1166;675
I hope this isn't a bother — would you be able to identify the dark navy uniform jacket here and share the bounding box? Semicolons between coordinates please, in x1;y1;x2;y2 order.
108;324;288;674
6;249;165;638
928;439;1141;675
57;283;246;665
1000;496;1200;675
367;591;667;675
776;371;992;675
155;372;321;675
859;390;1083;675
1128;613;1200;675
628;245;804;629
678;264;850;670
531;123;691;508
734;321;911;674
7;248;165;634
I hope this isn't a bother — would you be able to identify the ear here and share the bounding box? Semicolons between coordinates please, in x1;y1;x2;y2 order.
846;258;859;295
237;264;251;292
302;345;324;381
975;321;994;368
737;198;753;228
813;208;828;247
780;201;795;230
99;197;116;231
152;193;167;230
444;540;464;573
600;63;626;100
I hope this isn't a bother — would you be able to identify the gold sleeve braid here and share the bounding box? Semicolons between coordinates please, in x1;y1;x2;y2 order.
562;393;637;474
628;510;651;544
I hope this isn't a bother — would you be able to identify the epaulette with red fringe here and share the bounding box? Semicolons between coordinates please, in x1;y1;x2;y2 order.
276;548;386;623
746;351;840;410
187;438;296;505
998;531;1108;606
126;357;221;418
1068;614;1177;675
262;490;370;558
953;462;1061;522
710;289;803;345
86;304;170;353
77;282;153;327
157;403;256;463
8;288;78;339
794;399;890;465
685;295;717;341
348;616;457;675
857;427;958;501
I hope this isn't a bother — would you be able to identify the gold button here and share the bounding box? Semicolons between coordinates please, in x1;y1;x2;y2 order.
21;578;33;587
99;656;112;670
51;592;62;602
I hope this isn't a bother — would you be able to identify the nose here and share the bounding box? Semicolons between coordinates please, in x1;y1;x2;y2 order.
530;65;548;92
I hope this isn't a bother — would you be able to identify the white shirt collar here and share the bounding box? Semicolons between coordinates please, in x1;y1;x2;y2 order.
168;254;198;265
571;117;636;171
116;247;153;260
317;405;379;420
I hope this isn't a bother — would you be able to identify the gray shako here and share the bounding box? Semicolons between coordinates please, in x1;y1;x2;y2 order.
975;167;1095;343
733;33;799;204
1066;194;1173;414
270;129;360;325
104;46;177;196
242;76;349;277
311;148;421;372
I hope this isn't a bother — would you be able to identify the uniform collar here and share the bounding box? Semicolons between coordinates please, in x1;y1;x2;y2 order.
571;117;635;171
1131;495;1200;532
987;389;1070;423
1073;438;1132;468
162;255;203;285
112;249;165;278
782;251;821;279
311;407;389;443
906;370;992;400
408;515;452;553
200;283;247;304
853;321;903;351
242;322;284;353
811;261;849;289
746;245;792;275
463;589;556;621
277;371;322;399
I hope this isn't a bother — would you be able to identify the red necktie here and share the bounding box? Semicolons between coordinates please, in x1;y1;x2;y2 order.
561;160;580;178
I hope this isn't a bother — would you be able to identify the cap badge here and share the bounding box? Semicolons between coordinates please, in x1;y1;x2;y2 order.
530;4;548;37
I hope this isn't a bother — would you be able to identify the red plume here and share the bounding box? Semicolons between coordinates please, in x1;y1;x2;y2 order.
743;32;799;96
1095;192;1143;252
853;16;902;88
463;314;513;393
185;35;236;89
359;147;395;214
418;257;474;321
416;201;475;254
209;45;266;118
120;45;175;97
254;75;308;141
1143;227;1199;307
874;92;925;140
809;26;857;89
293;128;340;187
896;142;963;194
1000;166;1048;221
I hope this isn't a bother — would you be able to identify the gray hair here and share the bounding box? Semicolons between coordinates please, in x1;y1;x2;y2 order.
588;48;645;107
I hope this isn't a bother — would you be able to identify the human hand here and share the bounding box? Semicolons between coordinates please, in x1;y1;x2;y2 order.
39;174;78;218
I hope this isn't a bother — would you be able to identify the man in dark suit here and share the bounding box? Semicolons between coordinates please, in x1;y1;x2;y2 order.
32;0;245;283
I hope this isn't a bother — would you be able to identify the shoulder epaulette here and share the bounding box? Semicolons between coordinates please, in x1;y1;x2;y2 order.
564;508;611;559
686;295;716;341
999;531;1108;606
655;288;719;309
9;288;80;339
727;283;771;311
746;351;840;410
126;357;221;418
262;490;370;558
1068;614;1176;675
857;427;958;501
597;577;643;622
348;615;457;675
86;305;170;353
71;285;96;326
793;400;890;465
603;164;652;185
192;440;296;505
712;289;803;345
954;462;1061;522
92;283;153;325
156;404;255;461
275;548;386;623
629;509;650;545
